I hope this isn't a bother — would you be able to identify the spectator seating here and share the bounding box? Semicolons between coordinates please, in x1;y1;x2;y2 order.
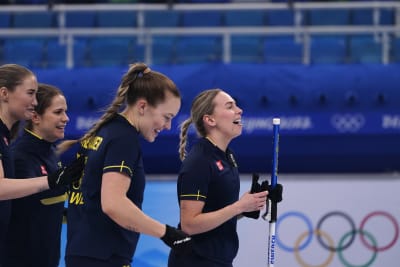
45;38;89;68
349;35;382;64
266;9;296;26
151;36;176;65
310;36;348;64
231;36;264;63
264;36;303;64
13;11;56;28
224;10;266;26
182;11;223;27
2;38;45;67
0;13;11;28
144;10;181;27
175;36;222;64
88;37;136;67
65;11;97;27
97;11;137;27
308;9;350;25
0;4;399;67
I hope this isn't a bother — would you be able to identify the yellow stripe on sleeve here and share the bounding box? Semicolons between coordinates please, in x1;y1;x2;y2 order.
180;190;206;201
40;192;68;205
103;160;133;176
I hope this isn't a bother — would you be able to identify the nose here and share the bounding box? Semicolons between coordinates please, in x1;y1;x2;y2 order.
32;96;38;106
64;113;70;123
236;106;243;115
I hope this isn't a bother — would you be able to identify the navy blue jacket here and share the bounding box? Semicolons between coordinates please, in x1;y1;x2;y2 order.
0;119;14;266
4;130;65;267
66;114;146;262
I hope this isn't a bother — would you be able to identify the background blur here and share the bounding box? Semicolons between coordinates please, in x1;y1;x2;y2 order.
1;0;399;266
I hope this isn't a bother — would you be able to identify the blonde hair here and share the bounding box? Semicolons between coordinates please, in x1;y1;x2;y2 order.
178;89;221;161
58;62;180;154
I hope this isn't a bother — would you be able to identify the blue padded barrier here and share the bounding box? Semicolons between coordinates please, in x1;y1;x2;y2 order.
35;64;400;173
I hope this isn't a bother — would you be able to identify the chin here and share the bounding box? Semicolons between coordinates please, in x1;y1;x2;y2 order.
144;135;156;143
23;112;34;120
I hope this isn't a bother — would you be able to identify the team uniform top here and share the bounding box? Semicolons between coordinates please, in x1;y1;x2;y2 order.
0;119;14;265
4;129;65;267
66;114;146;262
177;137;240;265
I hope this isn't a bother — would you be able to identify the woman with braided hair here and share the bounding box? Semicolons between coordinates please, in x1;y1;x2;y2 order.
168;89;268;267
65;62;191;267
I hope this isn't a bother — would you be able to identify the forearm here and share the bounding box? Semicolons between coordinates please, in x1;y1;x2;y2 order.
103;196;165;238
0;176;48;200
181;202;241;235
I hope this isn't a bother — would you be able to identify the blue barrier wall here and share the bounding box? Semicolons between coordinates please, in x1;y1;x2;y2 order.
34;63;400;173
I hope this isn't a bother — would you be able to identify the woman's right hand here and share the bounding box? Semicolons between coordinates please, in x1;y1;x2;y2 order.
161;225;192;253
237;190;268;213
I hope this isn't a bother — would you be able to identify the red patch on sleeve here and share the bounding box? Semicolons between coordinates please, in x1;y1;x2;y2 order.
216;160;224;171
40;165;48;175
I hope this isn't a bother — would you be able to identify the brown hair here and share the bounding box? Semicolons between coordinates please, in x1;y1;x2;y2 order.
0;64;34;92
178;88;221;161
0;64;36;139
58;62;180;153
25;83;64;131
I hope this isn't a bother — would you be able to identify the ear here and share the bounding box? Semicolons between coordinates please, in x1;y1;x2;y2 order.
31;111;40;125
136;99;147;116
0;86;9;102
203;114;216;127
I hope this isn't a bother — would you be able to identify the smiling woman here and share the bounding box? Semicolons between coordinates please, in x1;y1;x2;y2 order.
168;89;271;267
0;64;84;267
4;83;70;267
63;62;192;267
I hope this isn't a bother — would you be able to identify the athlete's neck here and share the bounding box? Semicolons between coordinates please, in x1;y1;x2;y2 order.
205;135;228;152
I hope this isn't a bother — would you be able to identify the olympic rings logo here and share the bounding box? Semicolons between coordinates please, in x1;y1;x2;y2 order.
276;210;399;267
330;113;365;133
